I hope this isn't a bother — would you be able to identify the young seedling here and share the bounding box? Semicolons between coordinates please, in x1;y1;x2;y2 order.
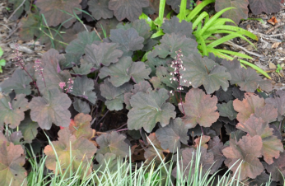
0;47;6;73
276;64;282;74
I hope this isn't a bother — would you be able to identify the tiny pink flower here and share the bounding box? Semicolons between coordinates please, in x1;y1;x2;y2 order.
59;82;66;90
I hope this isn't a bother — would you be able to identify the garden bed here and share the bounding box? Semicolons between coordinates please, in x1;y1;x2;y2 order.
0;0;285;185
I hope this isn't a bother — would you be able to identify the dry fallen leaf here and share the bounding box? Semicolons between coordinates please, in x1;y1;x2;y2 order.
272;42;281;49
267;16;278;25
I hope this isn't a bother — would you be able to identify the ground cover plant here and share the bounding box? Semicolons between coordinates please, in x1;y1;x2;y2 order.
1;0;285;185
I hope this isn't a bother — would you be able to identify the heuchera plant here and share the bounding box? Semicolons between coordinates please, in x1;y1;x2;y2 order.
14;0;283;52
0;16;285;186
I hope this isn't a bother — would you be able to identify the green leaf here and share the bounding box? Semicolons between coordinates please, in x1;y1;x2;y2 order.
127;88;176;132
99;57;151;87
124;81;152;110
0;48;3;57
44;128;97;177
73;98;90;114
96;131;130;157
29;89;72;130
84;42;123;68
150;66;178;90
19;116;38;143
65;31;101;66
180;88;219;129
217;101;237;120
156;118;188;152
181;53;231;94
0;69;33;95
70;76;97;104
71;60;93;75
0;94;29;129
100;79;132;111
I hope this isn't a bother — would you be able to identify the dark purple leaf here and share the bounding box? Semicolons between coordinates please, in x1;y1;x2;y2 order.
0;94;28;129
35;0;82;28
29;89;72;130
88;0;113;20
108;0;149;21
0;69;33;95
100;79;133;111
179;88;219;129
156;118;188;152
99;56;151;87
249;0;281;15
110;28;144;54
161;17;193;38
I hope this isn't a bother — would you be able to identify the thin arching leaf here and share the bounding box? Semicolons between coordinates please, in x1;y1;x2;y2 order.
172;147;215;179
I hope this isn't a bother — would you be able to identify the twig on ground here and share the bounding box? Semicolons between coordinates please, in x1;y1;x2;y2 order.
224;40;264;58
7;0;27;21
265;23;284;34
0;23;12;32
5;26;19;40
